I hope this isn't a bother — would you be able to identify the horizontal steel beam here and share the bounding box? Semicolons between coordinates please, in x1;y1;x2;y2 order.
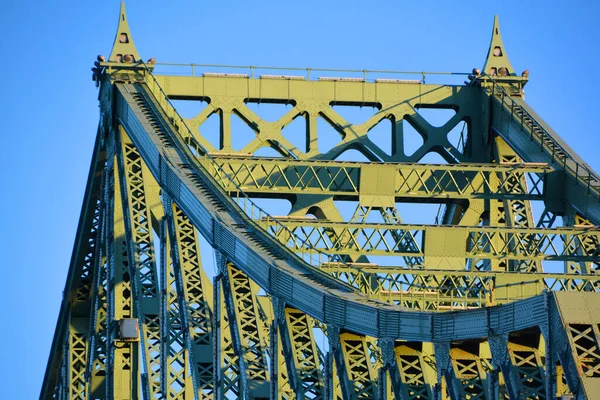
319;264;600;306
155;74;453;105
257;218;600;262
200;156;548;201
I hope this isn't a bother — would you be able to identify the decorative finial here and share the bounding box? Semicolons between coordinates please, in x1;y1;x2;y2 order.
482;16;515;77
108;2;140;63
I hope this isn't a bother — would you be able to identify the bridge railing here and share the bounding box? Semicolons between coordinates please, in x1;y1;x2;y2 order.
480;73;600;200
150;62;471;84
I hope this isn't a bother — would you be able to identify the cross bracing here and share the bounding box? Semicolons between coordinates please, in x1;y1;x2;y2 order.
258;219;600;262
202;157;548;201
41;4;600;400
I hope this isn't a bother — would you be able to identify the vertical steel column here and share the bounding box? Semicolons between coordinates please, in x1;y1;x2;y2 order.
281;308;325;399
166;199;215;399
218;254;270;398
60;341;68;400
379;338;402;399
269;302;281;400
449;343;489;400
433;343;456;400
160;214;192;399
213;270;241;399
106;140;139;399
87;218;109;399
213;275;224;400
116;126;162;398
67;320;88;400
328;326;353;400
270;298;295;399
507;338;547;398
395;341;436;400
86;150;109;399
488;335;510;400
493;137;540;273
339;332;379;398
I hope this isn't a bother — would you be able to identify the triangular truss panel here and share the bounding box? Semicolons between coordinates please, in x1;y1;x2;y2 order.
43;6;600;400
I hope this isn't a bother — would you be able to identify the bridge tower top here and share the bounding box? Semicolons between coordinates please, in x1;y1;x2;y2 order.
108;1;140;63
482;15;517;77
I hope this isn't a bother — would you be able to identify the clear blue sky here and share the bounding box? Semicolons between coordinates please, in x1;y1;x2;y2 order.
1;1;599;397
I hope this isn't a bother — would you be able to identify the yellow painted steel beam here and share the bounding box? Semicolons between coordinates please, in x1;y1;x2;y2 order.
201;155;548;201
160;220;193;399
321;265;599;308
282;308;324;398
116;127;162;397
110;150;140;399
338;332;378;398
553;292;600;398
489;136;541;273
258;218;600;263
221;262;270;398
167;201;215;398
107;61;486;164
395;342;436;399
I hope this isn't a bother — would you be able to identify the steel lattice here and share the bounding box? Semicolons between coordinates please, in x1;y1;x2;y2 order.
40;6;600;400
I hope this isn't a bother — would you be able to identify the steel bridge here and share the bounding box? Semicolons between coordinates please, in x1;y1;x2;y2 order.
41;3;600;399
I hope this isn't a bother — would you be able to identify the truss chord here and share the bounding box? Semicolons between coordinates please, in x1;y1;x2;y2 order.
43;7;600;399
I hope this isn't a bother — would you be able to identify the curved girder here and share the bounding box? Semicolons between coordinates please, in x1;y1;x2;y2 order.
113;80;553;342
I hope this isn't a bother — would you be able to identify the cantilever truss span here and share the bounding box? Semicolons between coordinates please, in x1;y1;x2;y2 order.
42;6;600;400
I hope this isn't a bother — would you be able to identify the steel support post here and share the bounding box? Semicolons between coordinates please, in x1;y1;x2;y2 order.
106;143;139;399
159;215;193;399
116;126;163;398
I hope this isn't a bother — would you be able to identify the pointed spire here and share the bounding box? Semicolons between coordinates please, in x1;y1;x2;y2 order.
109;2;140;62
482;16;515;77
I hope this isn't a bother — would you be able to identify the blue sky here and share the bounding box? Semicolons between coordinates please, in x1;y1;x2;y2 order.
1;1;599;397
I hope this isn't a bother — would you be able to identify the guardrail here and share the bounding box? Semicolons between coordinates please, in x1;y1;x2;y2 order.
150;62;472;84
480;73;600;200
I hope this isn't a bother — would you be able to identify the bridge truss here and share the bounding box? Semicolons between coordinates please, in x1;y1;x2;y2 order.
41;3;600;400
